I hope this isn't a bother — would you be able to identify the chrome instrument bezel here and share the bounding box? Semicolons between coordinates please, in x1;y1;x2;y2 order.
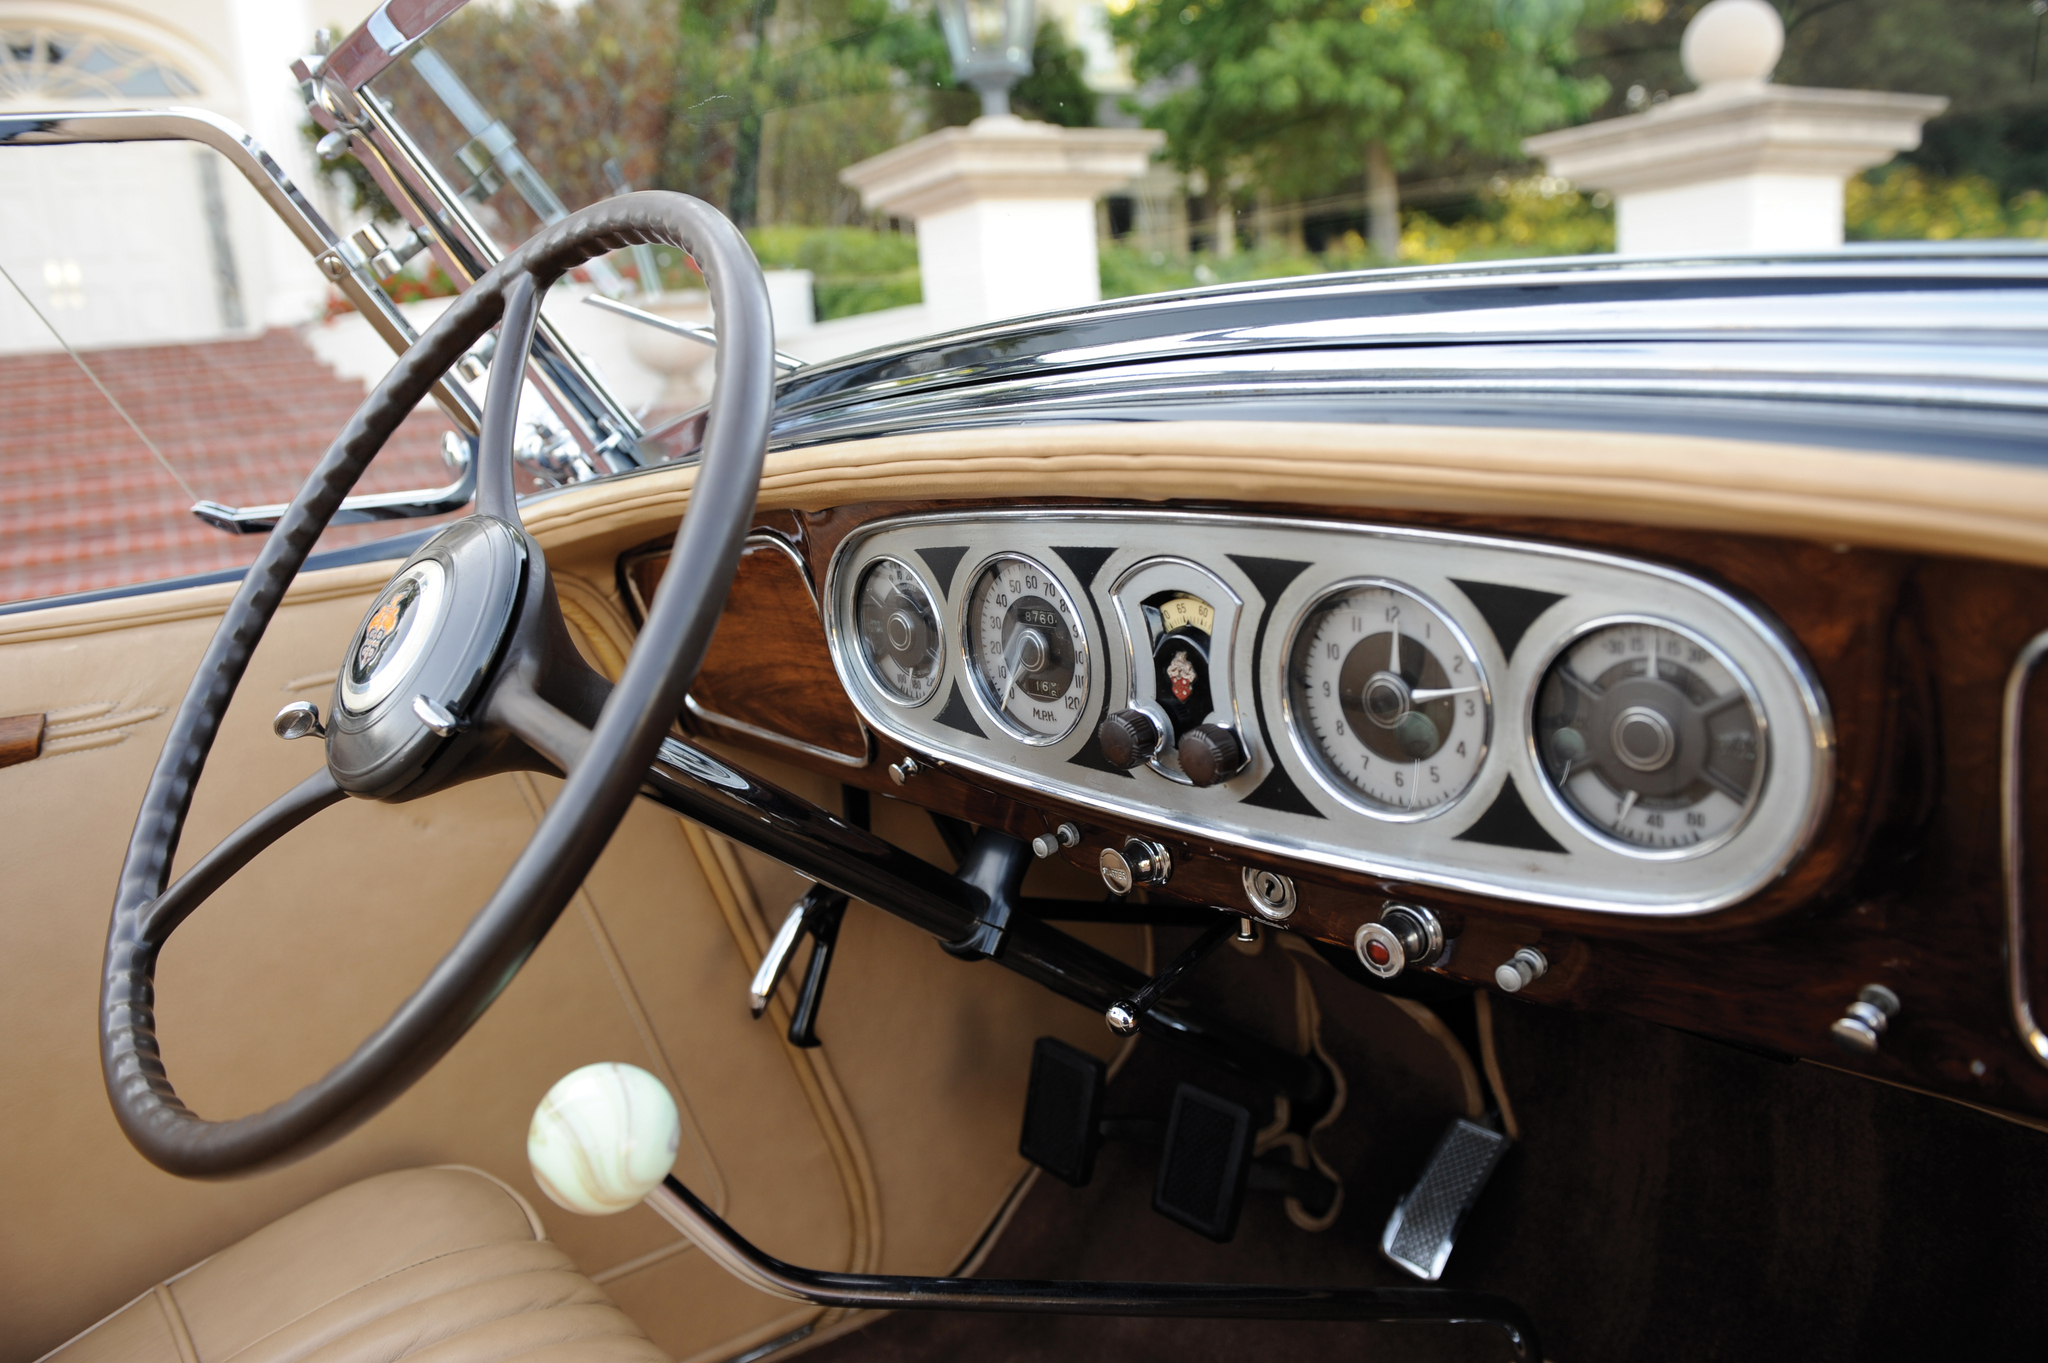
1278;576;1494;824
853;554;946;710
823;508;1836;917
958;550;1093;746
1108;557;1246;786
1524;615;1770;861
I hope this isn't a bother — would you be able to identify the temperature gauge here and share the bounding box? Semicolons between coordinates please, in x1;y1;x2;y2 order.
1286;581;1490;817
1533;620;1765;854
965;554;1090;742
855;557;943;706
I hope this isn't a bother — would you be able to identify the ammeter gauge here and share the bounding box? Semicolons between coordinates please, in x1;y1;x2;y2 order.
1533;620;1765;854
1286;581;1490;817
854;557;943;706
964;554;1090;742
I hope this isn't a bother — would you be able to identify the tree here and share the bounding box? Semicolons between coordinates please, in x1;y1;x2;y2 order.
1111;0;1613;258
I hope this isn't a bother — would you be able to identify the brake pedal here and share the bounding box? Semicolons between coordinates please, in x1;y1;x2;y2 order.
1153;1083;1255;1242
1381;1117;1510;1281
1019;1037;1107;1186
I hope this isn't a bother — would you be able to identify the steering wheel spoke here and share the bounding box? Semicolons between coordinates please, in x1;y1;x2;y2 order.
137;767;346;947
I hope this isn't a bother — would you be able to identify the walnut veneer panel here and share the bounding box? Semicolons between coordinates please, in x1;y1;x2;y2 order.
627;535;868;765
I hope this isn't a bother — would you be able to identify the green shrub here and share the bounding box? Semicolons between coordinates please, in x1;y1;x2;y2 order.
1847;165;2048;241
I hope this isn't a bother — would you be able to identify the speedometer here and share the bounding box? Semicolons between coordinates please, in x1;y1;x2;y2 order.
1285;581;1490;817
964;554;1090;743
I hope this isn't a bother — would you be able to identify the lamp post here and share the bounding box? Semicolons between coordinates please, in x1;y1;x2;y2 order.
937;0;1035;119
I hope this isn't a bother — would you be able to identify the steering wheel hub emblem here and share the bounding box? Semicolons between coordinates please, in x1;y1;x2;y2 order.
341;559;447;714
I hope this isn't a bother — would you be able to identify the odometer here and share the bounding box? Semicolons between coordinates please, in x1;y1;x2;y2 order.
964;554;1090;742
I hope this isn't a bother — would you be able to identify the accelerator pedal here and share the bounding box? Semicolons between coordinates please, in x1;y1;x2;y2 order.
1381;1117;1510;1281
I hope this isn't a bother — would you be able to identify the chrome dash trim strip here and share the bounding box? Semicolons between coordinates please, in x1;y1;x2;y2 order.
2002;629;2048;1070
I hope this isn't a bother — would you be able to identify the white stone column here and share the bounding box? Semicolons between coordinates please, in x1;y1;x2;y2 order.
840;115;1161;333
1523;0;1946;255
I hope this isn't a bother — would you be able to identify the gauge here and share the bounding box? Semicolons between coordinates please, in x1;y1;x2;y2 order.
1144;591;1217;739
1532;620;1765;854
1286;581;1490;816
855;557;942;706
964;554;1091;742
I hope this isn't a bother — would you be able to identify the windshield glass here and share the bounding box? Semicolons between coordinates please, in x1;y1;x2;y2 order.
351;0;2043;391
0;141;460;605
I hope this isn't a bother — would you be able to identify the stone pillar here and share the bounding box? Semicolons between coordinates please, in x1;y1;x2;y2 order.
841;115;1161;333
1523;0;1946;255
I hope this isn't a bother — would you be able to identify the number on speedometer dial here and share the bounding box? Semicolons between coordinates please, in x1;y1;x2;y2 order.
965;554;1090;742
1287;582;1490;816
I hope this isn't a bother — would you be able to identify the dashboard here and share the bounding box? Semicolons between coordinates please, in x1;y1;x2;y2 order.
823;511;1832;917
619;487;2048;1125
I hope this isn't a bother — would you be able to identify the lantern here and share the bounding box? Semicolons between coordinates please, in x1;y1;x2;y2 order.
936;0;1036;119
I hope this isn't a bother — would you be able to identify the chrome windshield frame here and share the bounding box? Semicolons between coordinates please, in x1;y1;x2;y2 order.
0;105;481;532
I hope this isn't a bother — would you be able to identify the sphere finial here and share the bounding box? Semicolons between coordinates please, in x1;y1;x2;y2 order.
1681;0;1784;90
527;1062;681;1215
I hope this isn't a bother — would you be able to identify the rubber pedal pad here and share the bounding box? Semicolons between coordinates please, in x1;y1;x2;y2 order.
1153;1083;1255;1242
1381;1117;1510;1281
1019;1036;1107;1186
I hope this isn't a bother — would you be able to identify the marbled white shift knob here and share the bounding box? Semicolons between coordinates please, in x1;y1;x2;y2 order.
527;1062;680;1215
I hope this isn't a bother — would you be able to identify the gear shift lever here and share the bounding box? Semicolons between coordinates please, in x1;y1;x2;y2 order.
527;1062;680;1215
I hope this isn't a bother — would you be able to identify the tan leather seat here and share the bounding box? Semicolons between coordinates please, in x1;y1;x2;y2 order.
40;1166;667;1362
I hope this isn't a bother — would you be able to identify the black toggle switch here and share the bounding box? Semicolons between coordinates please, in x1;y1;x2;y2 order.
1098;708;1161;769
1179;723;1246;787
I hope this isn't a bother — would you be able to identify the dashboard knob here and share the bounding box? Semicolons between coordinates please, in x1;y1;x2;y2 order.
1178;723;1247;787
1099;837;1173;894
1830;983;1900;1054
1098;709;1162;769
1355;904;1446;979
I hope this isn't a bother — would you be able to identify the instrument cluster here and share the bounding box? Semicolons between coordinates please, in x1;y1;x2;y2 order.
825;511;1832;917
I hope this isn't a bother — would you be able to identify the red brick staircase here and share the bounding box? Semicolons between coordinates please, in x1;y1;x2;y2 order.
0;328;455;603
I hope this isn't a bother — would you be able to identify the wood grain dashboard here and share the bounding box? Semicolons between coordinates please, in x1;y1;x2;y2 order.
625;497;2048;1125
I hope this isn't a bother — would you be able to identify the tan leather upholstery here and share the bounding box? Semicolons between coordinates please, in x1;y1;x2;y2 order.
40;1167;666;1363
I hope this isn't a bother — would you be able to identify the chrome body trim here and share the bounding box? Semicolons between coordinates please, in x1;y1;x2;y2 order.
2001;629;2048;1071
825;508;1834;917
0;106;487;530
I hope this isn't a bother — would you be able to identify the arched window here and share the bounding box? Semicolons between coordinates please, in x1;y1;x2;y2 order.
0;26;200;103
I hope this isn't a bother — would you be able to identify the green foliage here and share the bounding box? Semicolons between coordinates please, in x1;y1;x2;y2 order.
1400;174;1615;261
1110;0;1610;197
1846;166;2048;242
745;225;922;317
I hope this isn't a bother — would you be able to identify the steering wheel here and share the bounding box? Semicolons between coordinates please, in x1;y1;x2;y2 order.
101;194;775;1178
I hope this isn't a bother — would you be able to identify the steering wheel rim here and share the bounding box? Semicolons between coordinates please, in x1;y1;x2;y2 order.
101;192;776;1179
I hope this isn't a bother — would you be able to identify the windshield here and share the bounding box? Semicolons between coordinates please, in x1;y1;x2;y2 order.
0;140;460;605
328;0;2043;406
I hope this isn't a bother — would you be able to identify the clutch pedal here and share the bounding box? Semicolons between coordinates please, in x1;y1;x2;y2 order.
1381;1117;1510;1281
